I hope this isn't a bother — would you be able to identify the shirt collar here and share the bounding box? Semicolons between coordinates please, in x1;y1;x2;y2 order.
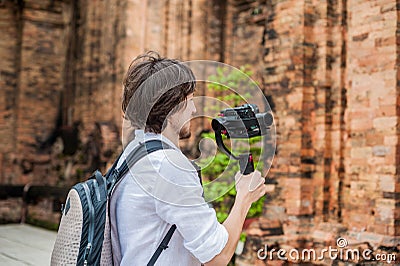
138;131;180;151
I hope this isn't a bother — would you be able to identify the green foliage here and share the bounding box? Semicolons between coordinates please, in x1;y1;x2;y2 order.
207;65;254;109
199;133;264;181
204;181;236;223
26;216;59;231
240;232;247;243
198;132;238;180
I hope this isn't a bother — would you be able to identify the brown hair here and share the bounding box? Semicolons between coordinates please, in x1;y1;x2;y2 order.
122;51;196;133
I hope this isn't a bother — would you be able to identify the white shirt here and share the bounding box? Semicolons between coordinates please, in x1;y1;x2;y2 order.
110;131;228;265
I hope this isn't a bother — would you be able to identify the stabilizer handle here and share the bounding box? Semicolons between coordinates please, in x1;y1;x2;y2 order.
238;153;254;175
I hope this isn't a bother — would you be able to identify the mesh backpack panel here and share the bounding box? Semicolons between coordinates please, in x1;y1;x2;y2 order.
51;189;83;265
51;170;109;266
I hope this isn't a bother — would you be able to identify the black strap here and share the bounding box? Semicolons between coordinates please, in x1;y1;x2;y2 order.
190;161;203;186
147;224;177;266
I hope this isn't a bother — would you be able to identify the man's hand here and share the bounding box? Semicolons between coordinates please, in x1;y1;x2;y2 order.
235;171;268;204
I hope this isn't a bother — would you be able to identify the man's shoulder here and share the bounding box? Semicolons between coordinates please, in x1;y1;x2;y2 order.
118;137;197;176
158;149;197;173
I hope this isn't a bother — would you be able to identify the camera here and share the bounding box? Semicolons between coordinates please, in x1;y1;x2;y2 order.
211;104;273;139
211;104;273;174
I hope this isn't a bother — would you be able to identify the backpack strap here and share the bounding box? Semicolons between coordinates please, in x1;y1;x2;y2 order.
147;224;177;266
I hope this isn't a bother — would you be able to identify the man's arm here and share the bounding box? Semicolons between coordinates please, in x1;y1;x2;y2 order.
205;171;268;266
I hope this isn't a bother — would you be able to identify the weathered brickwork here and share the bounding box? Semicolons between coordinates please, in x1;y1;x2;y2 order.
228;0;399;264
0;3;19;182
0;0;124;186
344;0;398;240
0;0;398;264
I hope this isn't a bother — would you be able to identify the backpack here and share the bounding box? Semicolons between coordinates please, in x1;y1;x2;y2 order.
51;140;176;266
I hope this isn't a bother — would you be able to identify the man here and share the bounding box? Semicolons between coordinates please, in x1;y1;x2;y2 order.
110;52;268;265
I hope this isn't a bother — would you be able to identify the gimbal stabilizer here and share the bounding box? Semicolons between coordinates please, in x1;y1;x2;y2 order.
211;104;273;175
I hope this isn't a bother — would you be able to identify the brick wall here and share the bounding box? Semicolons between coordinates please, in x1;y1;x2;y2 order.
344;0;398;237
230;0;399;264
0;1;65;184
0;2;20;175
0;0;123;186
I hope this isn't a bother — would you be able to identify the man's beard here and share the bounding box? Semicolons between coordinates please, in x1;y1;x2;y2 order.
179;123;191;139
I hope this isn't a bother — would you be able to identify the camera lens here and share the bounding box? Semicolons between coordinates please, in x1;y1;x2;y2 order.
263;112;273;126
256;112;273;127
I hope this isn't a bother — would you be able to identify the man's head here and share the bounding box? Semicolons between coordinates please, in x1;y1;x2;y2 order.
122;51;196;138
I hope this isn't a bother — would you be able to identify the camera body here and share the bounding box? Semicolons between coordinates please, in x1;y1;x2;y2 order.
212;104;273;139
211;103;273;175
